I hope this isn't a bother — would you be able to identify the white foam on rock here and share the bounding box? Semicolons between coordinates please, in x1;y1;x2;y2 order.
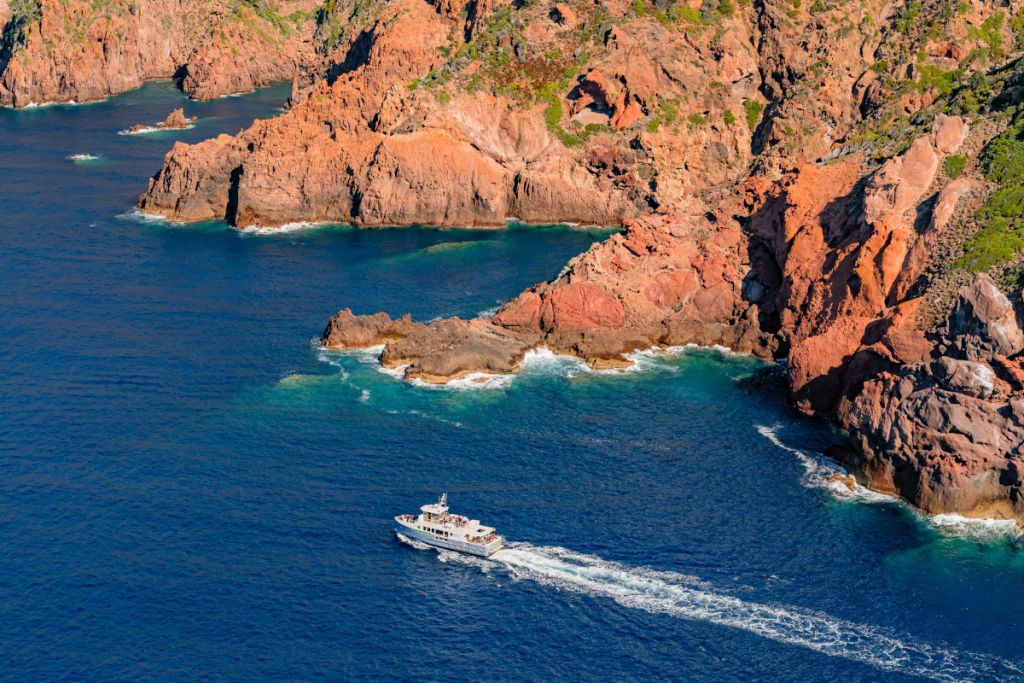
117;209;185;226
409;372;515;391
236;221;329;235
377;363;409;379
317;341;753;391
474;304;501;319
19;98;92;109
118;123;195;136
755;423;1021;539
398;537;1020;682
928;514;1019;539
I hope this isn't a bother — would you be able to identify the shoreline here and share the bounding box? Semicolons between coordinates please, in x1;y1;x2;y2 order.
317;336;1024;534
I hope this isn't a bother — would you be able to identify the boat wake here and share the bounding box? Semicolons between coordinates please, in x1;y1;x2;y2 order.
398;536;1021;681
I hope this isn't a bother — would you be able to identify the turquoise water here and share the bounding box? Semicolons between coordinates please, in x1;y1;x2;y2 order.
2;82;1023;682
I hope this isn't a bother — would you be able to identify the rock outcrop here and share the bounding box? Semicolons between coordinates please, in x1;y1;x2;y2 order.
125;0;1024;520
127;107;196;133
841;276;1024;520
0;0;319;107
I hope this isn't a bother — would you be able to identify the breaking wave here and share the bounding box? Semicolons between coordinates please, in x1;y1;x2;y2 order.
755;424;1022;539
116;209;185;226
317;340;756;392
67;153;100;162
117;123;195;135
236;221;331;235
400;537;1021;682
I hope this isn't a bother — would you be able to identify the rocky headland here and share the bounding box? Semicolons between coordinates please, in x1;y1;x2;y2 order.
0;0;320;106
16;0;1024;521
315;0;1024;522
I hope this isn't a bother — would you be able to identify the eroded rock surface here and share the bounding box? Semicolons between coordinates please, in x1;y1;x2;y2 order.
0;0;319;107
127;107;197;133
61;0;1021;520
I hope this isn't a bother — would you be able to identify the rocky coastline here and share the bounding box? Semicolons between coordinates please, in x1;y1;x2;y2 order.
0;0;320;107
8;0;1024;521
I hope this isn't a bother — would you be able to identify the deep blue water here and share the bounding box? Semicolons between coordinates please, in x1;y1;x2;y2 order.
2;82;1023;682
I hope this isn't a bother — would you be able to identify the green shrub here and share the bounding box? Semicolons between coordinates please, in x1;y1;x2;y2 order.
954;119;1024;272
667;5;702;23
955;219;1024;272
968;12;1005;60
743;99;763;130
723;110;736;126
544;98;563;130
915;64;960;95
944;154;967;179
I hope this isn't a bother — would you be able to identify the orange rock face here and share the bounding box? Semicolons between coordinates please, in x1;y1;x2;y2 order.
137;0;647;228
0;0;319;107
9;0;1004;520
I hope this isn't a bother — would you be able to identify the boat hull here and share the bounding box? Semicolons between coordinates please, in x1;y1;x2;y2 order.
393;519;503;558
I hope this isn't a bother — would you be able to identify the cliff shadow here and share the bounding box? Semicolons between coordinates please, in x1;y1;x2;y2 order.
225;166;243;224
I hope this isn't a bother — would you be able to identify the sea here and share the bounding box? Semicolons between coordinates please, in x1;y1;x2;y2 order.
1;81;1022;682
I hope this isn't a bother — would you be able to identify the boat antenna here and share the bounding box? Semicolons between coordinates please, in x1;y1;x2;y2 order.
439;492;448;507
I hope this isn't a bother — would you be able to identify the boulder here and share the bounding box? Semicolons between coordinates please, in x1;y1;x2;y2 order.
933;356;996;399
321;309;421;348
948;274;1024;360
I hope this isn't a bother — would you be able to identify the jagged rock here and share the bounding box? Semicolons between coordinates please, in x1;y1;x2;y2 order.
826;473;858;492
380;319;539;383
947;274;1024;360
321;309;421;348
55;0;1014;521
127;107;197;133
933;356;996;399
550;3;577;28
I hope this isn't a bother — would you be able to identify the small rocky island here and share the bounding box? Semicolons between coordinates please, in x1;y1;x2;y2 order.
126;108;197;134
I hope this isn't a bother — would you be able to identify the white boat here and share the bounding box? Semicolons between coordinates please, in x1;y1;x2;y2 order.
393;493;504;557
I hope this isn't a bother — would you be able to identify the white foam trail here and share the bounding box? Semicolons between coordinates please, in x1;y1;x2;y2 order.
357;388;371;403
755;423;865;497
755;424;1022;538
67;153;100;161
400;537;1020;682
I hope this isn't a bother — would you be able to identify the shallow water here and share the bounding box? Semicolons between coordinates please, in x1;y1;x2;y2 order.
2;82;1023;682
